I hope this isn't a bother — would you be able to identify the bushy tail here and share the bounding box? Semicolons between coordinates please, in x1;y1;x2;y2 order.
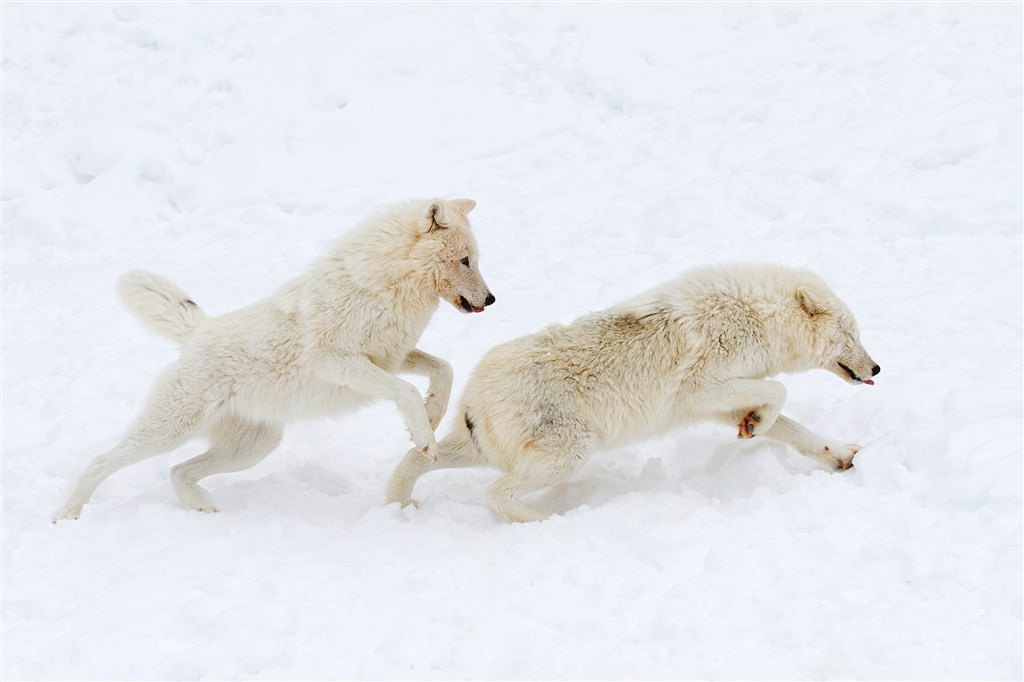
117;270;207;344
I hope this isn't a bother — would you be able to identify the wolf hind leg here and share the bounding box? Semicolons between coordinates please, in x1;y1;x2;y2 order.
487;469;557;523
170;416;284;512
387;428;484;507
487;435;591;523
53;386;207;521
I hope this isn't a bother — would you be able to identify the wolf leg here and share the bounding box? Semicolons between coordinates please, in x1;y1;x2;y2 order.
318;354;437;459
761;414;860;471
387;430;483;507
53;374;207;521
486;434;591;523
170;416;284;512
401;349;453;431
487;469;557;523
692;378;787;438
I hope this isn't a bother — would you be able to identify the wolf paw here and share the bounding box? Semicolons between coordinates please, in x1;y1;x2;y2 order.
418;441;437;462
409;424;438;460
52;508;81;523
825;443;860;471
193;504;220;514
738;410;763;439
386;491;420;508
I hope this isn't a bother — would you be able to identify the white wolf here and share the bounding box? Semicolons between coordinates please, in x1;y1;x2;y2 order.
388;263;879;523
54;198;494;521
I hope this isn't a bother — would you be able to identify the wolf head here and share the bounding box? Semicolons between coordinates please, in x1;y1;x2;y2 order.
797;284;880;385
421;198;495;314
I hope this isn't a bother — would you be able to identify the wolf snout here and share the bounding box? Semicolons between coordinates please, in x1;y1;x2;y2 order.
485;292;496;307
836;359;880;385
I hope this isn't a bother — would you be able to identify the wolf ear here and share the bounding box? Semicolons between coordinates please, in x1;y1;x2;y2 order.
450;198;476;215
797;285;826;316
426;200;448;232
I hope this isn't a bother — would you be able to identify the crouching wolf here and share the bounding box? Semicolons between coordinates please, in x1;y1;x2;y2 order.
54;198;495;521
388;263;879;523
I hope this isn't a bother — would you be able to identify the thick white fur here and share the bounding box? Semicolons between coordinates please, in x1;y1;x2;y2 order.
388;263;879;523
54;198;494;521
117;270;208;343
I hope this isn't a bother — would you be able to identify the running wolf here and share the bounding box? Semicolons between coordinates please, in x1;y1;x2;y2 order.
55;198;494;520
388;263;878;522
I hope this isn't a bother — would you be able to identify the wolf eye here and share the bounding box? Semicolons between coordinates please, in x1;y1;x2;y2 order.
461;257;470;267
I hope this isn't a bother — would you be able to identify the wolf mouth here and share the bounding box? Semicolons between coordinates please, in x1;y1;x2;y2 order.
838;361;873;385
459;296;484;313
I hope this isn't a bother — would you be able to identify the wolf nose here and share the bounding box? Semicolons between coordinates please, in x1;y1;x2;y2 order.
484;292;495;307
871;364;881;376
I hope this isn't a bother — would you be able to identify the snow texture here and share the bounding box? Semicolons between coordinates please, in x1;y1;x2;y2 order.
3;3;1021;679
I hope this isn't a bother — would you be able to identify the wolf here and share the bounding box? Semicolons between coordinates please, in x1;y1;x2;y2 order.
387;263;879;523
54;198;494;521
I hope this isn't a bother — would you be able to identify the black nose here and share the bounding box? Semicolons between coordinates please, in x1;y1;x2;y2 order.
484;292;495;307
871;364;881;376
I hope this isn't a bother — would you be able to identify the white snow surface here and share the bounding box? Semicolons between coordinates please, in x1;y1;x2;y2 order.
3;3;1022;680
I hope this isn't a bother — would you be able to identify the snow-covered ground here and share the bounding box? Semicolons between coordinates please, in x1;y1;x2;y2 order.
3;3;1021;679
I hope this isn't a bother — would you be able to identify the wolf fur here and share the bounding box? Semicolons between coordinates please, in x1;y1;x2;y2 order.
388;263;879;523
54;198;495;521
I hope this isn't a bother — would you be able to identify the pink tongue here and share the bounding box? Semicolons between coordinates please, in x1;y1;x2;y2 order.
472;307;484;313
863;379;874;385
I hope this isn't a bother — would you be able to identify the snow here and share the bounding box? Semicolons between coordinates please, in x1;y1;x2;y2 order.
2;3;1021;679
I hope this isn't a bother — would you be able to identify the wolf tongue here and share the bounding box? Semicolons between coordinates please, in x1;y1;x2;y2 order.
863;379;874;385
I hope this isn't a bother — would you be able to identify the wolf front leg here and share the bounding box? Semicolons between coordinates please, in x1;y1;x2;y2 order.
691;378;787;439
401;349;453;431
318;354;438;460
761;414;860;471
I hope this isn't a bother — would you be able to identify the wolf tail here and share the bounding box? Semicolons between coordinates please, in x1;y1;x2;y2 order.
117;270;207;344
